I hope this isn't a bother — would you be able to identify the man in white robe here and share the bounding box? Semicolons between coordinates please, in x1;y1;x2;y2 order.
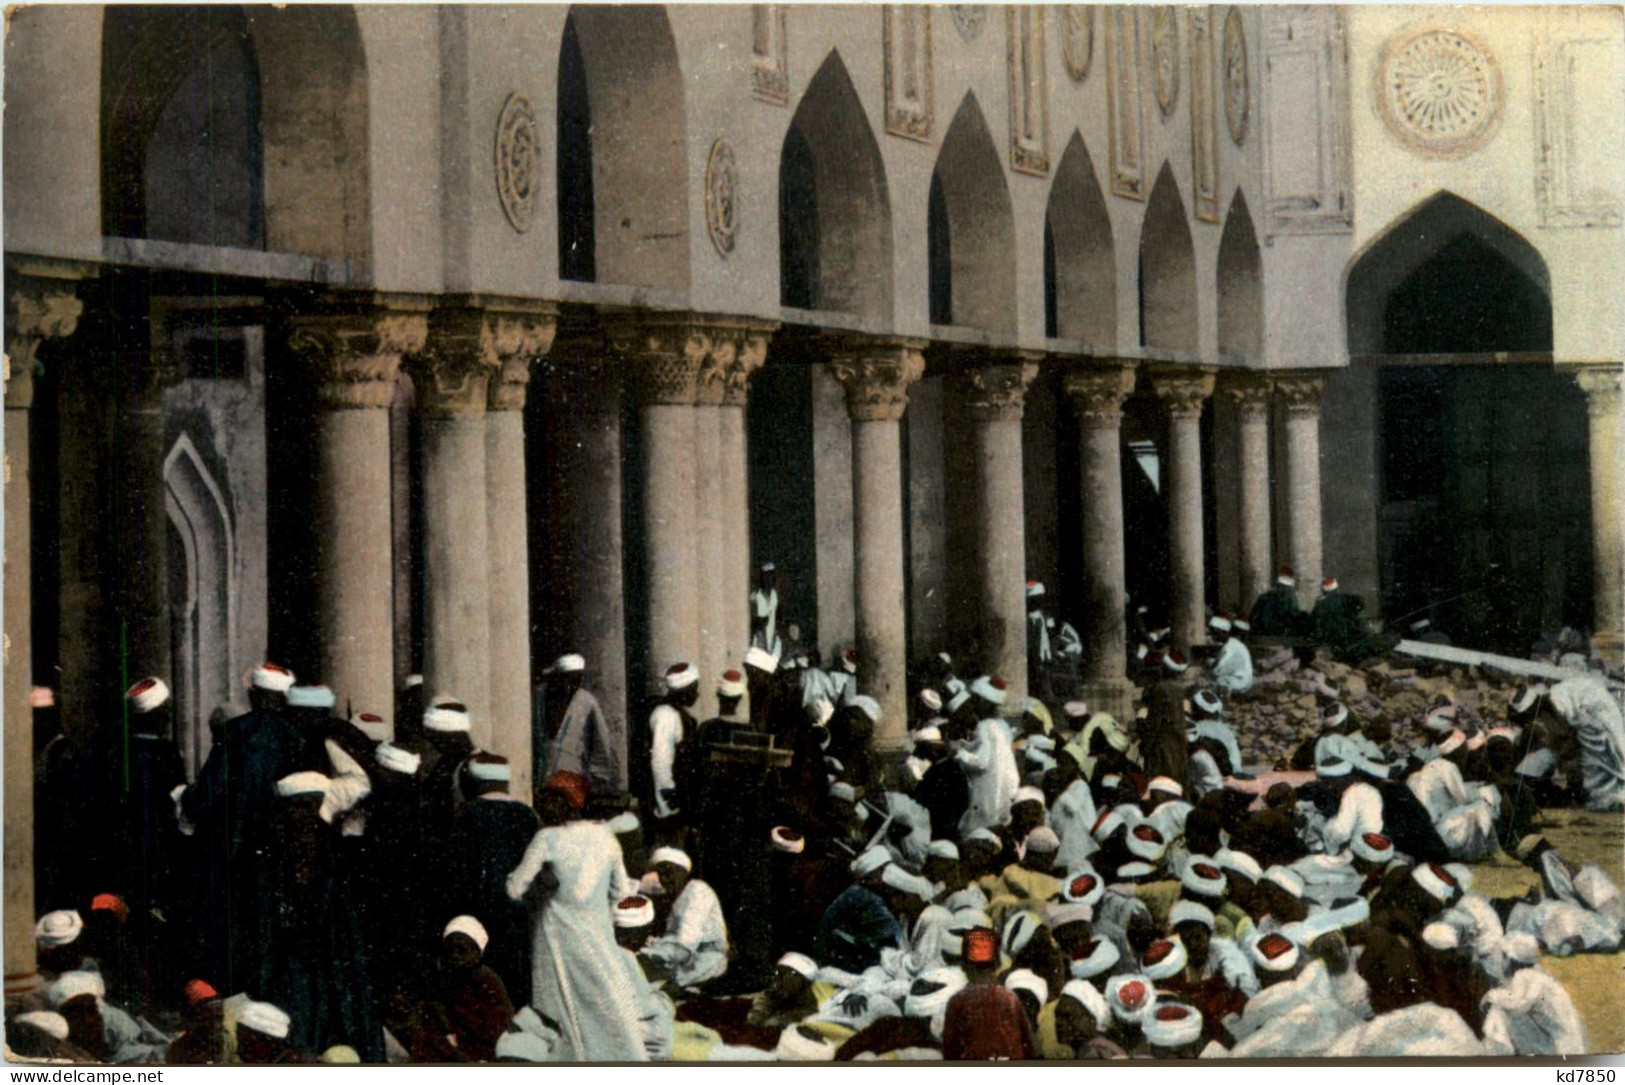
1545;677;1625;811
1480;935;1587;1056
1207;616;1253;695
1405;745;1500;860
1215;958;1364;1058
506;772;656;1062
639;846;729;991
956;716;1019;835
1049;778;1100;870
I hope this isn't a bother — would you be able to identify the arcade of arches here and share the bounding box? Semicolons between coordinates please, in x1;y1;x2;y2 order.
4;4;1623;993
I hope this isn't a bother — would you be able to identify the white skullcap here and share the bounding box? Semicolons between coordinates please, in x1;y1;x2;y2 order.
1264;866;1305;898
913;725;944;744
1413;862;1462;904
1013;785;1047;808
744;646;780;674
1060;980;1109;1029
46;971;104;1009
664;662;700;691
424;701;472;733
276;771;332;799
34;910;84;948
237;1000;292;1040
403;673;424;689
550;653;586;674
718;669;747;698
1215;849;1263;880
1421;922;1459;951
1062;701;1089;720
650;846;692;872
1208;615;1233;632
1022;825;1061;855
606;811;640;835
852;695;882;724
287;684;336;710
919;689;943;713
1026;581;1046;598
1147;775;1183;797
771;826;807;854
946;689;972;714
613;896;655;929
1192;689;1223;716
444;915;489;952
1351;832;1394;864
1070;938;1121;982
881;864;936;901
927;839;960;861
376;742;421;775
1141;937;1188;981
125;677;170;714
1107;974;1157;1023
829;780;858;803
970;675;1010;707
850;846;892;878
467;755;511;782
12;1012;70;1041
779;952;818;980
1143;1001;1203;1048
250;663;296;693
1169;900;1216;931
964;827;1002;848
1004;968;1048;1006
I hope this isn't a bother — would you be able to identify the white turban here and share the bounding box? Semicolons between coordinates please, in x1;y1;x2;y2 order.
424;701;472;733
46;971;105;1009
1004;968;1049;1006
444;915;489;953
276;771;332;799
376;742;421;775
250;663;296;693
238;1000;292;1040
778;952;818;980
125;677;170;714
287;684;336;709
34;910;84;948
650;846;692;872
1060;979;1109;1029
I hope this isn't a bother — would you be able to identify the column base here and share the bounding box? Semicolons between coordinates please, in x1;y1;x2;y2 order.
1078;678;1138;724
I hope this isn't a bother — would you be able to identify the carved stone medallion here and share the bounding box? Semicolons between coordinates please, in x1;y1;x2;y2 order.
1060;7;1093;82
1377;26;1502;158
1223;7;1249;146
705;139;738;257
494;94;538;233
950;5;986;43
1152;7;1180;117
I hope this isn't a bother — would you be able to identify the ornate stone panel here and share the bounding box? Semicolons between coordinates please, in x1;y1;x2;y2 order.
752;6;789;106
1260;7;1352;236
705;139;739;257
493;94;538;234
1534;21;1623;228
1060;6;1094;82
1224;7;1250;146
1189;7;1220;225
1007;6;1050;175
1106;8;1146;200
1151;6;1180;118
1376;26;1503;159
884;5;934;142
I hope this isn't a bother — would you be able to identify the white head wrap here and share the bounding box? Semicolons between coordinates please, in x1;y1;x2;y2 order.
613;896;656;929
125;677;170;714
743;646;780;674
852;695;882;724
1143;1001;1204;1048
237;1001;292;1040
376;742;421;775
1169;900;1216;931
424;701;472;733
46;971;105;1009
12;1012;69;1041
778;952;818;980
650;846;692;872
250;663;296;693
1004;968;1049;1007
34;910;84;948
550;653;586;674
1060;979;1110;1029
1141;937;1188;981
664;663;700;691
444;915;489;952
927;839;960;861
275;771;331;799
287;684;336;709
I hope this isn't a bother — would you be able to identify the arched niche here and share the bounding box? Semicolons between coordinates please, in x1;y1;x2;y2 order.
164;434;236;775
556;5;690;291
778;50;894;320
1045;132;1116;344
100;5;372;263
1139;162;1198;352
1216;190;1262;359
927;93;1017;333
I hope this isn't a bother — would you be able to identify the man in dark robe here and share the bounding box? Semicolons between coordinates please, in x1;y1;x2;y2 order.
1140;653;1192;790
420;698;476;844
813;876;904;974
914;726;970;840
406;917;514;1063
357;739;436;1001
1248;567;1310;638
1312;576;1371;662
440;752;539;1008
257;772;384;1061
537;653;625;811
181;663;307;993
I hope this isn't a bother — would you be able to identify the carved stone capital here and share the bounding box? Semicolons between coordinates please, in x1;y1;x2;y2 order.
411;299;556;416
827;336;929;422
486;308;559;412
1274;371;1328;416
1149;366;1217;419
1219;371;1275;421
1063;362;1138;428
1573;364;1624;422
5;275;85;410
961;355;1041;422
605;311;776;407
288;301;431;410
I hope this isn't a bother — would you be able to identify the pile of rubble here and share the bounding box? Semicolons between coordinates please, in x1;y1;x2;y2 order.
1225;648;1528;768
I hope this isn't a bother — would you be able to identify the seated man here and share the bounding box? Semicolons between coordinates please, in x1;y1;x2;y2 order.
406;917;514;1063
639;847;729;991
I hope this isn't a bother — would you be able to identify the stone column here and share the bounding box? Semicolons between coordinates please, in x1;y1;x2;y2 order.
1151;367;1217;650
1064;363;1137;720
5;271;82;999
960;353;1039;711
484;303;556;801
693;378;726;720
1575;365;1625;669
719;343;766;683
407;302;504;750
1222;372;1275;611
288;299;430;731
828;337;926;752
1277;372;1327;611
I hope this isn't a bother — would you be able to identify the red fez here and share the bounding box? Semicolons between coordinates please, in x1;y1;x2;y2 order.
1133;824;1164;843
990;677;1008;691
1193;862;1222;880
964;927;999;964
1117;979;1149;1010
1144;940;1177;965
1362;833;1391;850
90;893;129;923
358;712;384;724
1156;1005;1192;1021
1069;874;1097;897
1257;933;1295;961
185;979;220;1007
542;771;590;811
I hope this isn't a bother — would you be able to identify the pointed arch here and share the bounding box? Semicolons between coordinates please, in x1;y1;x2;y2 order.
779;50;894;319
101;5;371;261
556;5;689;290
1345;191;1551;355
164;434;236;773
1139;162;1197;351
1045;132;1116;344
1216;190;1262;359
927;93;1017;332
